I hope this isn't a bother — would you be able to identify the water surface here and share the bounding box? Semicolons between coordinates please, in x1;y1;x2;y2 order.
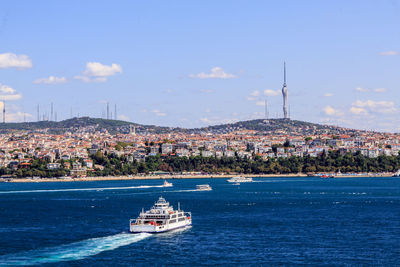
0;177;399;265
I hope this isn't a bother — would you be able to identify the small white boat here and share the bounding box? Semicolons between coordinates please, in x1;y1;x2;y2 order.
196;184;212;191
227;176;253;183
162;180;173;187
130;197;191;233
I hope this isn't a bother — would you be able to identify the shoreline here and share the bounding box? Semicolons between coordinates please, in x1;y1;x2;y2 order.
3;173;396;183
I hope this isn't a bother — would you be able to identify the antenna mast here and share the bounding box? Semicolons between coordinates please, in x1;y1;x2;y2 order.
265;99;268;119
106;102;109;120
51;102;53;121
2;101;5;123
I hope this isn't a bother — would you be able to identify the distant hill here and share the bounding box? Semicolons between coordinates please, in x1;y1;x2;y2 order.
0;117;367;136
0;117;176;134
198;119;363;135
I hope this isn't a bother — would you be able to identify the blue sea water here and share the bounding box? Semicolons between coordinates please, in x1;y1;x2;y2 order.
0;177;399;266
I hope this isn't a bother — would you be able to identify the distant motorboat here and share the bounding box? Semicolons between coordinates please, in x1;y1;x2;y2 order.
196;184;212;191
227;176;253;183
162;180;173;187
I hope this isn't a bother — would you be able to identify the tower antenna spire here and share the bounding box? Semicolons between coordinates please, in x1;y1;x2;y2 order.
282;62;288;119
284;61;286;86
2;100;5;124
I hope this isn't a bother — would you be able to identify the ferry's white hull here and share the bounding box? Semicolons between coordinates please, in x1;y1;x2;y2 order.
130;219;192;233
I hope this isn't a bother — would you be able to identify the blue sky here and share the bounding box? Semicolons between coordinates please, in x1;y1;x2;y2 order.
0;0;399;131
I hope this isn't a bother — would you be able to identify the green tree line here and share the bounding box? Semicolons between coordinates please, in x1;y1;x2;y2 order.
4;150;400;178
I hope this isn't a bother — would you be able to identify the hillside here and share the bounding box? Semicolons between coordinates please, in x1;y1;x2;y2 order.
0;117;176;134
198;119;363;135
0;117;366;135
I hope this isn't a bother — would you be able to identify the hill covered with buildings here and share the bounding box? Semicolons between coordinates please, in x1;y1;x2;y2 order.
0;116;399;179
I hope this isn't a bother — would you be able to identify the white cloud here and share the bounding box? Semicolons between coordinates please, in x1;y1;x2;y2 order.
264;89;280;96
200;89;214;94
0;84;16;94
74;75;106;83
0;53;32;69
250;90;260;97
247;90;260;101
33;76;67;84
374;88;387;93
0;83;22;101
200;118;212;123
83;62;122;77
352;99;397;114
117;114;130;121
324;93;333;97
189;67;236;79
151;109;167;116
323;105;343;116
74;62;122;83
349;107;368;115
355;87;369;92
255;101;265;106
6;111;32;122
0;93;22;101
379;51;399;56
0;102;32;122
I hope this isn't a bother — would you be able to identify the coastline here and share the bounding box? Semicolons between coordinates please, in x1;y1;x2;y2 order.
3;172;396;183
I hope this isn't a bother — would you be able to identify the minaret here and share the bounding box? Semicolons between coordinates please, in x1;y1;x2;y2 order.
282;62;288;119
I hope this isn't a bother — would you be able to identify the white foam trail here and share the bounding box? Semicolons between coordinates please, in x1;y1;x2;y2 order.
158;225;192;237
0;233;151;266
0;185;165;194
167;189;200;193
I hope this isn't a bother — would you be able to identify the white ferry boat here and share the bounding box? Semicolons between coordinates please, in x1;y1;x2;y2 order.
196;184;212;191
129;197;191;233
227;176;253;183
162;180;173;187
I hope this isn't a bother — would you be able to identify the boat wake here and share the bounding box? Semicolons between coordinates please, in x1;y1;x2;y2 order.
167;189;201;193
0;185;165;194
158;225;192;237
0;233;151;266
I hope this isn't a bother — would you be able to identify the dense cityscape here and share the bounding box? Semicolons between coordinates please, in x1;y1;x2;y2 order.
1;116;400;180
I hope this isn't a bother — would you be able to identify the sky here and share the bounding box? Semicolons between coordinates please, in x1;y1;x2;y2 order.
0;0;399;131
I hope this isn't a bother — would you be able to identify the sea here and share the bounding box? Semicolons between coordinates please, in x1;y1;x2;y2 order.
0;177;399;266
